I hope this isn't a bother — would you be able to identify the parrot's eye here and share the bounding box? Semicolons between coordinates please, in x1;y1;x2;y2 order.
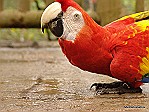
73;11;82;21
74;14;79;19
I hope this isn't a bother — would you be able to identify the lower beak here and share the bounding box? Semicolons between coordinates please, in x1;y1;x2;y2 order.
42;12;64;37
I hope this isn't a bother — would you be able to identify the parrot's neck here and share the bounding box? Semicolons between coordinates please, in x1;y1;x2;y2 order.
58;24;113;76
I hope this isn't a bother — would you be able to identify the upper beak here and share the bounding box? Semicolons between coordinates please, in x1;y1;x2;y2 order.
41;2;63;37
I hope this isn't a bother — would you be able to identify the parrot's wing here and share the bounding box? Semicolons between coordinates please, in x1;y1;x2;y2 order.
104;11;149;33
109;18;149;88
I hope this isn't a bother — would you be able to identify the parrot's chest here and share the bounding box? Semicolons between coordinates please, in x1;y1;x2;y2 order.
66;46;112;75
59;39;113;75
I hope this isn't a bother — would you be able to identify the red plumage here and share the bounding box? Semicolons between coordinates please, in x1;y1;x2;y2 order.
56;0;149;88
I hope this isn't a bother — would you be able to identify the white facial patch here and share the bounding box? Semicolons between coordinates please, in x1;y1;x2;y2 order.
62;7;85;40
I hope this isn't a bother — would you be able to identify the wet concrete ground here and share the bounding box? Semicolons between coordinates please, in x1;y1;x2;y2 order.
0;43;149;112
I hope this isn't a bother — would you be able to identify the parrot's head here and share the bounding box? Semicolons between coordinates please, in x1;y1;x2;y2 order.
41;0;111;75
41;0;98;41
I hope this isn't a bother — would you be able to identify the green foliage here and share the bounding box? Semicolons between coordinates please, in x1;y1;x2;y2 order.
121;0;149;14
121;0;136;14
31;0;46;10
4;0;19;10
0;29;47;42
1;0;149;42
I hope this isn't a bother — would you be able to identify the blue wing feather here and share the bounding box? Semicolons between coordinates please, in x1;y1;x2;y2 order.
141;77;149;83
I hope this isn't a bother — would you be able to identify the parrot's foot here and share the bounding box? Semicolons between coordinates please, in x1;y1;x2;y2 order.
90;81;142;95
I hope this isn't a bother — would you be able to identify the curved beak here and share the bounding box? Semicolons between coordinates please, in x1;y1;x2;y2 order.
41;2;63;37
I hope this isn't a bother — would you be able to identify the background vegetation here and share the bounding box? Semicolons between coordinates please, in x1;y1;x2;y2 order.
0;0;149;43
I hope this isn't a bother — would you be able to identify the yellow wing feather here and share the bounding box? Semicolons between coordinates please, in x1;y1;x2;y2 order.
139;48;149;75
119;11;149;21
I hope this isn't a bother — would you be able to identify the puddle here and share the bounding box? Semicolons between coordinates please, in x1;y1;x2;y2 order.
31;78;61;95
20;78;61;95
18;77;86;101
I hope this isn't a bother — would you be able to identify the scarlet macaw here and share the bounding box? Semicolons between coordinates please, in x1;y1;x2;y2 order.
41;0;149;94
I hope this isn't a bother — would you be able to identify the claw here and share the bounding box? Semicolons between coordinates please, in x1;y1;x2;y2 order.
90;83;105;91
90;83;99;90
90;81;142;95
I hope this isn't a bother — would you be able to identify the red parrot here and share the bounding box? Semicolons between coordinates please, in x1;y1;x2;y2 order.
41;0;149;94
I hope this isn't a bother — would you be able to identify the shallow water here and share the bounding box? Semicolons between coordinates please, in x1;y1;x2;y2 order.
0;47;148;112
